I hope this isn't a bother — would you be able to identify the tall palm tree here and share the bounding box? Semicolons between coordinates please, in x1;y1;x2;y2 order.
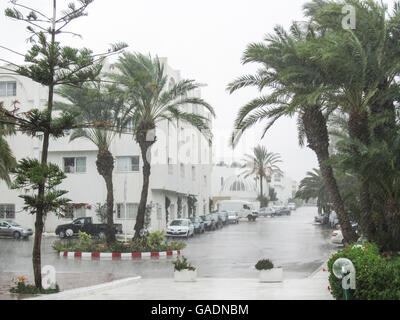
296;169;330;215
301;0;400;241
240;145;282;200
227;22;358;243
111;52;215;239
55;82;129;245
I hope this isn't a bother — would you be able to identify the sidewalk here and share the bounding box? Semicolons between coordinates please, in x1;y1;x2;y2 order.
28;263;333;300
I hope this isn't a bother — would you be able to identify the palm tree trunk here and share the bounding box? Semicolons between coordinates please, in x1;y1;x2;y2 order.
96;149;116;245
259;174;263;198
134;128;155;240
302;106;358;243
348;109;376;241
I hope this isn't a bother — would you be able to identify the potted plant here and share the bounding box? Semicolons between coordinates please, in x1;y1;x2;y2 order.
255;259;283;282
173;256;197;282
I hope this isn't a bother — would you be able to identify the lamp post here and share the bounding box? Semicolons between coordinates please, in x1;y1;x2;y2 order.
332;258;356;300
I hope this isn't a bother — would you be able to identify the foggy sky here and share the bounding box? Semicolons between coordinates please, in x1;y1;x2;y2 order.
0;0;396;182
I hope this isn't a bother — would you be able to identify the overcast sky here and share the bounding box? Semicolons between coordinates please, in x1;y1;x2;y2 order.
0;0;396;182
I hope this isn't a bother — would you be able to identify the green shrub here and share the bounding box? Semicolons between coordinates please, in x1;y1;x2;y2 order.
327;242;400;300
147;231;166;250
255;259;274;270
9;276;60;295
173;256;196;271
52;230;186;253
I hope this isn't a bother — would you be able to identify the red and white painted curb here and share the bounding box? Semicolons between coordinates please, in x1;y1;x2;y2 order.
59;250;182;259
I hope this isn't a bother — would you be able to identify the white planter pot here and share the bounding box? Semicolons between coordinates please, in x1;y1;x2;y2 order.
259;268;283;283
174;269;197;282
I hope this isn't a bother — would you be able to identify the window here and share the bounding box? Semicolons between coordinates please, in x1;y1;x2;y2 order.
116;203;138;219
63;204;85;219
180;163;185;178
168;157;174;175
63;157;86;173
192;166;196;181
0;204;15;219
0;81;16;97
116;156;139;172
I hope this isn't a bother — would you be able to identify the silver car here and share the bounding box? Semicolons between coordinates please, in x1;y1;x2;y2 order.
0;220;33;239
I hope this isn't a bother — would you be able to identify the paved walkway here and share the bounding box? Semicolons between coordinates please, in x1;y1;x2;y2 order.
28;263;333;300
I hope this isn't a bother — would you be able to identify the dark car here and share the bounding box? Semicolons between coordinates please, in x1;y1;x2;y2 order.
280;206;291;216
209;213;223;229
218;212;229;225
200;215;216;231
190;216;205;234
55;217;123;239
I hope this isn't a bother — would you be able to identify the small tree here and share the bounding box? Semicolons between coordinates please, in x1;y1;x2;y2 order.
11;158;70;226
0;0;126;289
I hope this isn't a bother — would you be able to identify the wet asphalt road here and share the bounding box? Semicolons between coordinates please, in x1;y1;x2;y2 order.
0;205;339;298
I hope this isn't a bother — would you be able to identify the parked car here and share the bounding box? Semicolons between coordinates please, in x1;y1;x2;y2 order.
331;227;344;245
55;217;122;239
329;211;339;228
281;206;291;215
166;219;194;238
226;211;239;224
217;200;258;221
330;223;359;245
218;212;229;225
200;215;217;231
259;207;275;217
314;213;329;224
274;206;290;216
189;216;205;234
288;202;296;211
209;213;224;229
0;220;33;239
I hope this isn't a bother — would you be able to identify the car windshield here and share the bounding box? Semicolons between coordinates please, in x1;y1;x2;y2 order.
170;220;188;226
7;221;20;227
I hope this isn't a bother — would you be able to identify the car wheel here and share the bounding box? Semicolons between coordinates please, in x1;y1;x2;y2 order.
13;231;21;240
65;229;74;237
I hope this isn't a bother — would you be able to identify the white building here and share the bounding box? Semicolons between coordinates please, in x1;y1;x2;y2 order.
0;58;213;233
210;161;297;208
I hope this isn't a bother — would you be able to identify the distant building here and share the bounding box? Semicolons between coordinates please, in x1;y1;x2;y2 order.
0;58;213;233
210;161;297;209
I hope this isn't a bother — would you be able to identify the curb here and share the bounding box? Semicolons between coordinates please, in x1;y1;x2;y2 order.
59;250;182;259
25;276;141;300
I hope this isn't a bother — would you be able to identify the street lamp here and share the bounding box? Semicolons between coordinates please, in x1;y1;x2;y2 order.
332;258;356;300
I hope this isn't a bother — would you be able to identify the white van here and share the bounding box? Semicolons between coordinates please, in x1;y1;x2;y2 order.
217;200;258;221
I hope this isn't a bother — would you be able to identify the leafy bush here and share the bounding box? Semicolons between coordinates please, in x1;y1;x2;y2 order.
52;230;186;253
173;256;196;271
147;231;166;250
255;259;274;270
327;243;400;300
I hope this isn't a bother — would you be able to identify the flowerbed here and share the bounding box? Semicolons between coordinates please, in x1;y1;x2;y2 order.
52;231;186;254
9;276;60;295
327;242;400;300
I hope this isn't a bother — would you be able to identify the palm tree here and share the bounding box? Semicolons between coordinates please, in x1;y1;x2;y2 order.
55;82;129;245
111;52;215;239
296;169;330;215
227;22;358;243
301;0;400;241
240;145;282;200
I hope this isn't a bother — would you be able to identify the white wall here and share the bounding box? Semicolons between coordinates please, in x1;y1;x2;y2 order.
0;60;212;233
